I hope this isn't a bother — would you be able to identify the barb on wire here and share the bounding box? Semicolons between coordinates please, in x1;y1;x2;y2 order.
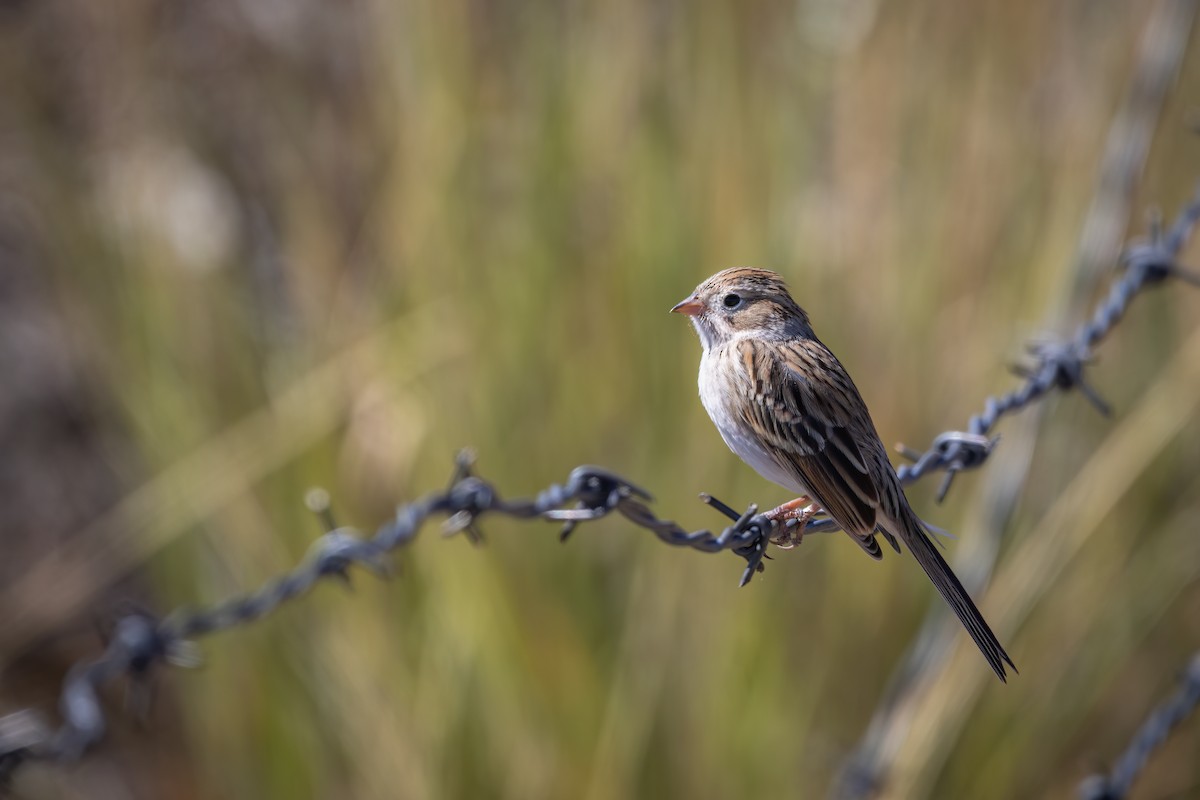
2;193;1198;791
0;451;814;779
834;186;1200;800
895;184;1200;501
1078;653;1200;800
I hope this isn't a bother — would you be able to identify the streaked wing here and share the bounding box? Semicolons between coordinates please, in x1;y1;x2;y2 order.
734;338;880;537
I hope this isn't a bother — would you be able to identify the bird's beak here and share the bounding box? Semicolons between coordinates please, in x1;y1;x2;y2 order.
670;295;703;316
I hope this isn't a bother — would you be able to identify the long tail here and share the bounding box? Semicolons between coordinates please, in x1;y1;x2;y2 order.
898;513;1016;682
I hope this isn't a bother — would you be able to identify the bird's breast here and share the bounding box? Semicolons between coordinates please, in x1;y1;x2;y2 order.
698;348;809;496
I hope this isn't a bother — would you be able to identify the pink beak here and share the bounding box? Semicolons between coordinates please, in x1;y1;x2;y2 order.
670;296;703;316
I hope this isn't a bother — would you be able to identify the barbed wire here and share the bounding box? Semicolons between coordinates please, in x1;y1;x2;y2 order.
894;188;1200;499
837;0;1200;789
0;453;809;781
1;190;1198;792
1078;652;1200;800
831;186;1200;800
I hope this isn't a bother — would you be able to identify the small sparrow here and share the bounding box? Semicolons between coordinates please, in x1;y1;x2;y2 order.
672;267;1014;681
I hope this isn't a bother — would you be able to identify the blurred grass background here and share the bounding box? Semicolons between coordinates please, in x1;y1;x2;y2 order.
1;0;1200;798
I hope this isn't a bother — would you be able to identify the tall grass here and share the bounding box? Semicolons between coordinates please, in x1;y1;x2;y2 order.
4;1;1200;797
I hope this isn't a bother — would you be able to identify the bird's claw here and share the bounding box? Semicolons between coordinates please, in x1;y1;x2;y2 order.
760;497;819;549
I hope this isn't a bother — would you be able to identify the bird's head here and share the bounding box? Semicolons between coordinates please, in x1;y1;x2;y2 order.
671;267;813;351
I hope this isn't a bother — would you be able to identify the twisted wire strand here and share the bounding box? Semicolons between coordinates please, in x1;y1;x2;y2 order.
1078;653;1200;800
0;189;1197;790
833;187;1200;800
895;185;1200;500
0;455;787;779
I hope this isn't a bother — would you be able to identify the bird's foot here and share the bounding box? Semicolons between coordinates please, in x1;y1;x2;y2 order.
764;497;820;549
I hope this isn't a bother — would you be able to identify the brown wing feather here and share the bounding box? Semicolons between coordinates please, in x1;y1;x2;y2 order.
736;339;880;538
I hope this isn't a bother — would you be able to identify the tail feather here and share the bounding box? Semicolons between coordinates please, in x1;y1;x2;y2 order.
848;530;884;560
899;514;1016;682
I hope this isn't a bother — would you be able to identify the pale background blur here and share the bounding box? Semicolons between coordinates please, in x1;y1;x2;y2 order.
2;1;1200;798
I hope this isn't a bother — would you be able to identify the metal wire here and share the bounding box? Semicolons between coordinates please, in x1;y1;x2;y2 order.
1078;653;1200;800
833;186;1200;800
1;189;1197;792
894;186;1200;500
0;453;794;779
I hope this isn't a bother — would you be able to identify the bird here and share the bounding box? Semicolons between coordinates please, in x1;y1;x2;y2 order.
671;267;1015;681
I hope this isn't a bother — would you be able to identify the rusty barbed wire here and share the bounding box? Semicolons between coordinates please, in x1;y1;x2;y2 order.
1;189;1198;790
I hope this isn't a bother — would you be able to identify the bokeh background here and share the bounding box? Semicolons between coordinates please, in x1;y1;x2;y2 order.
3;0;1200;798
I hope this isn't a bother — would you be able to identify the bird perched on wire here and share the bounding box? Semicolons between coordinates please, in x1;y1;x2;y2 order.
672;267;1015;681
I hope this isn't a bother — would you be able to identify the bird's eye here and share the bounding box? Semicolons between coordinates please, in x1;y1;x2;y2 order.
722;293;742;309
